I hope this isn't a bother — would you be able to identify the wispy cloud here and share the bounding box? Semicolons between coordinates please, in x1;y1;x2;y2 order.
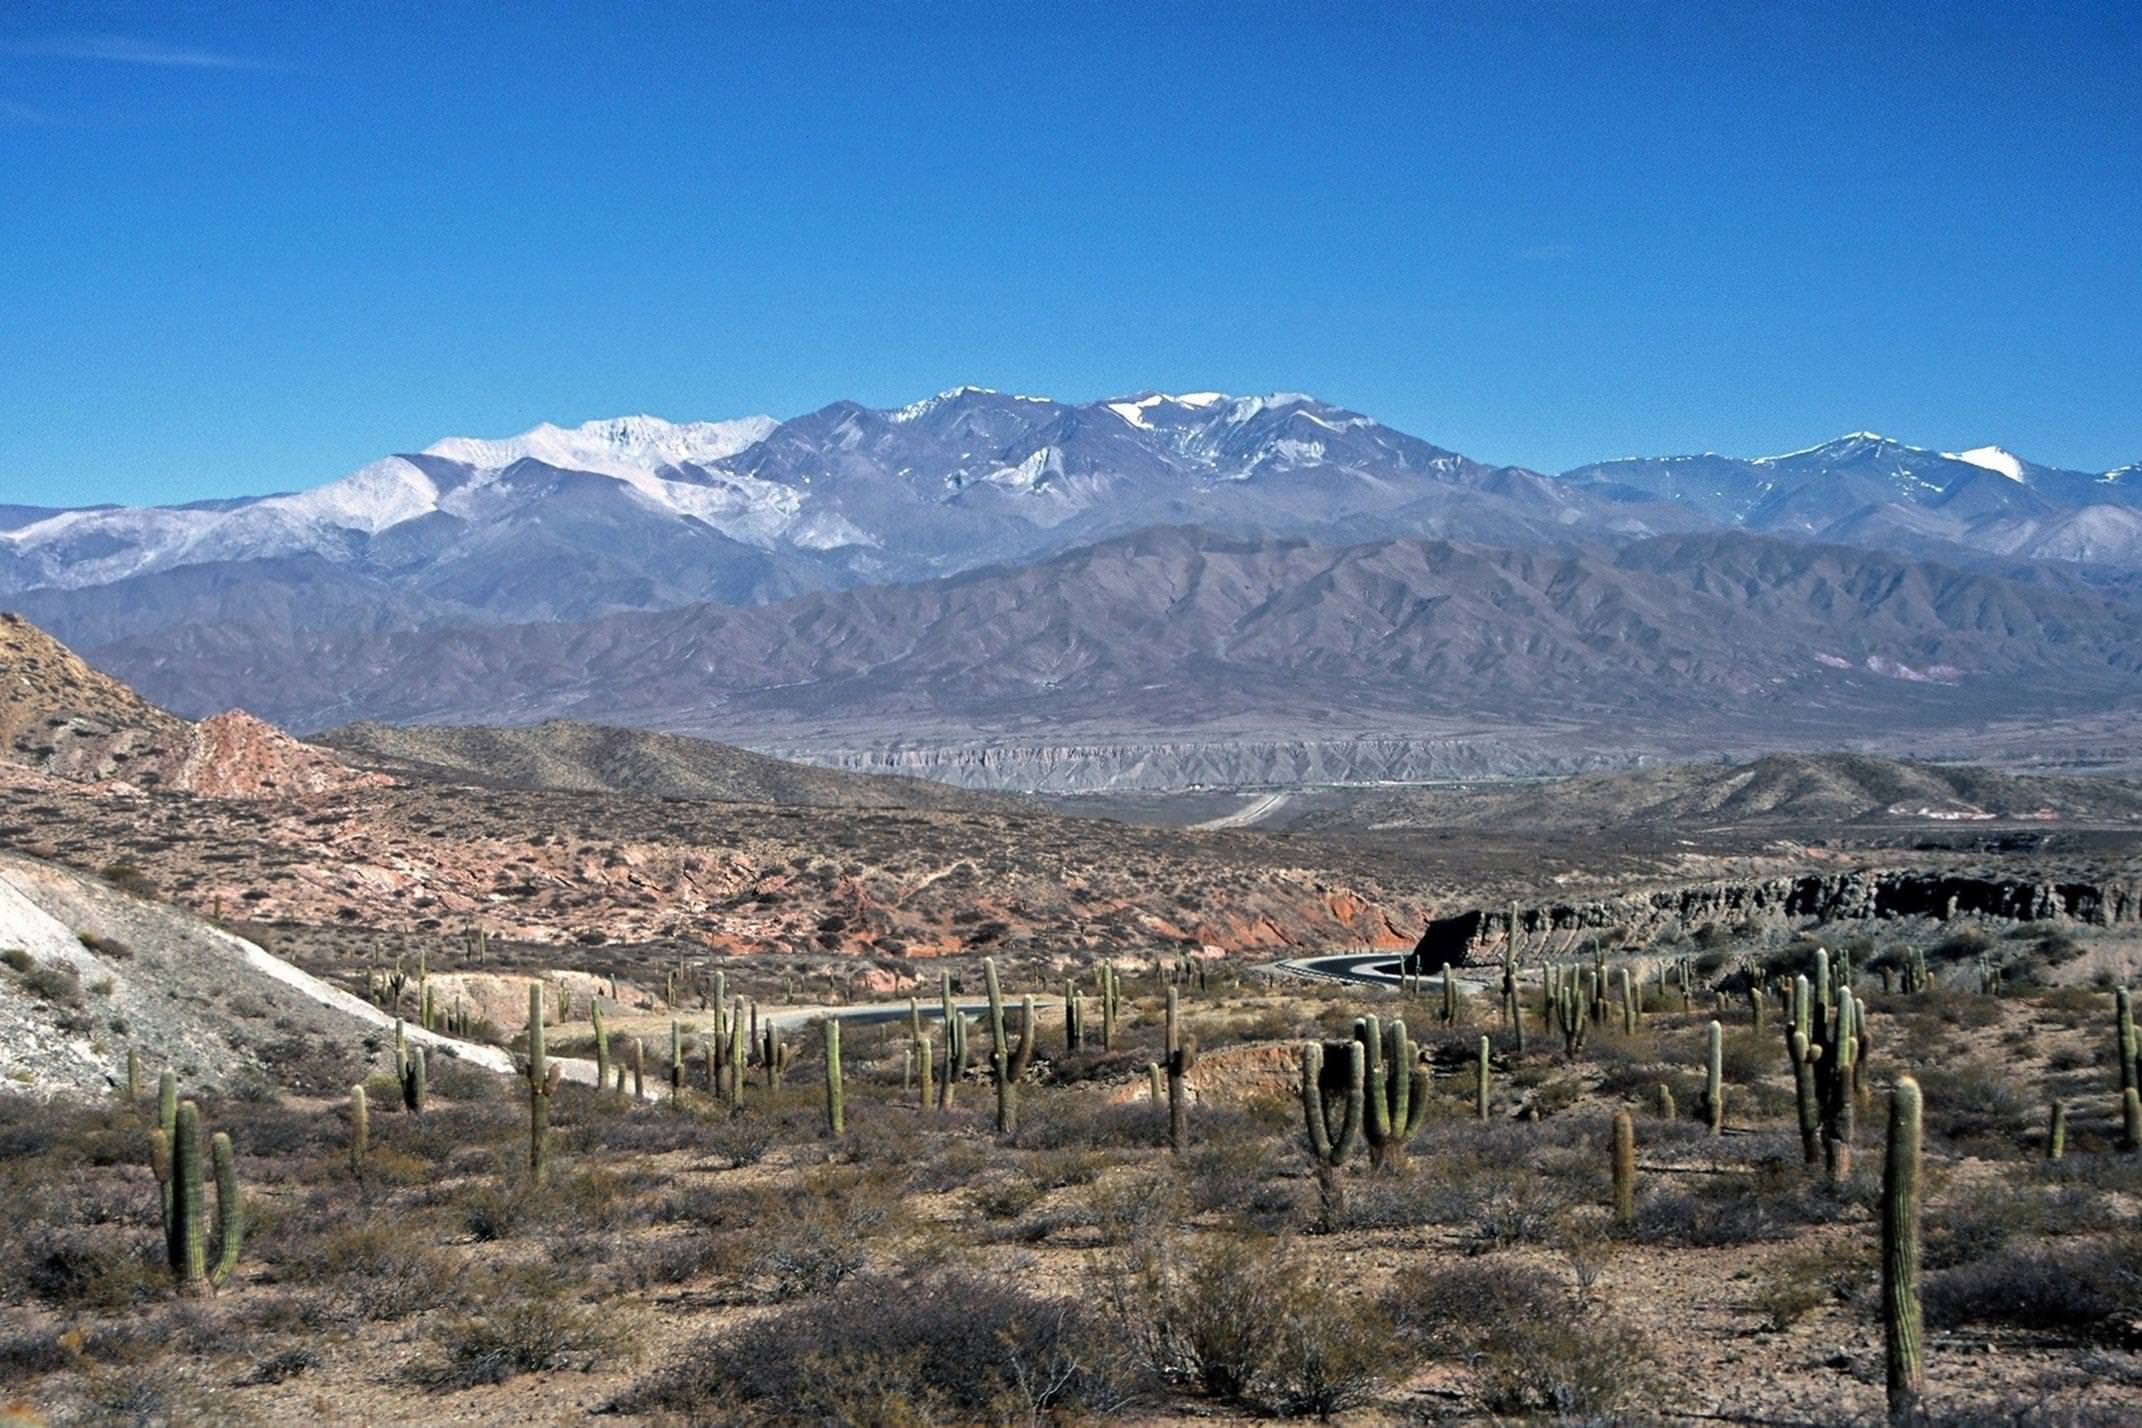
0;98;63;125
10;34;275;71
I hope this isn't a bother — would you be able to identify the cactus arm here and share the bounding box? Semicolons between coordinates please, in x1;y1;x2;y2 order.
209;1131;243;1287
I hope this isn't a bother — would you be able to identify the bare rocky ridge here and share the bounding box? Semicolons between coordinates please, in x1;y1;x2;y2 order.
0;611;387;798
319;718;1031;814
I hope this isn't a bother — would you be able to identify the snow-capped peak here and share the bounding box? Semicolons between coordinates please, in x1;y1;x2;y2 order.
1753;431;1911;464
1103;391;1242;429
1945;445;2026;481
424;413;777;480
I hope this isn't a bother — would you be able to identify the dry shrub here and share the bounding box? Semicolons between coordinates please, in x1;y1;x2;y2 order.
611;1270;1126;1422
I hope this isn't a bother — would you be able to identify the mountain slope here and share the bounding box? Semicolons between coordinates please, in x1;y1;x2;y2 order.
78;529;2142;751
318;718;1032;814
1286;752;2142;835
0;611;386;797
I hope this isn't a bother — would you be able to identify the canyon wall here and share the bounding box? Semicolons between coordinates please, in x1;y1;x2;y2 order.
1414;868;2142;968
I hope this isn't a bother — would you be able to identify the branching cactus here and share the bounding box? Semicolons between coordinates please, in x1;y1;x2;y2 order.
1355;1014;1428;1169
1556;977;1587;1055
1792;973;1861;1181
823;1017;844;1137
153;1099;242;1295
984;958;1038;1136
937;972;968;1111
1164;987;1198;1154
1883;1076;1925;1426
1300;1039;1364;1228
760;1025;793;1091
526;984;563;1184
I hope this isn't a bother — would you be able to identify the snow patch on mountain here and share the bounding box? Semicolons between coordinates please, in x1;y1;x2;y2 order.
1947;446;2025;481
424;414;777;482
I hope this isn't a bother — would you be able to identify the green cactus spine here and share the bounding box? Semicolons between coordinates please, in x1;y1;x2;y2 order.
526;984;561;1185
1164;986;1198;1155
1655;1082;1677;1120
917;1032;934;1109
728;1005;748;1106
2125;1087;2141;1153
669;1018;684;1097
1704;1020;1725;1135
1300;1038;1364;1227
1556;977;1587;1054
823;1017;844;1137
1065;980;1084;1052
1882;1076;1925;1426
1356;1014;1428;1169
1148;1061;1165;1105
164;1100;210;1293
2047;1100;2066;1162
350;1084;368;1182
1474;1034;1490;1121
938;972;962;1110
1440;963;1456;1026
1620;966;1636;1036
1611;1108;1636;1226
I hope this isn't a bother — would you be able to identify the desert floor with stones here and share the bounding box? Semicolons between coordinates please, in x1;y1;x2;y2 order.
7;904;2142;1425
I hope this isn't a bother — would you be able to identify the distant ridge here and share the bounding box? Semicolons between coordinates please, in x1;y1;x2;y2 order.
318;718;1034;814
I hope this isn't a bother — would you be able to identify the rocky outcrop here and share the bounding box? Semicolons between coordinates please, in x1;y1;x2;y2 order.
1415;868;2142;967
2;615;387;799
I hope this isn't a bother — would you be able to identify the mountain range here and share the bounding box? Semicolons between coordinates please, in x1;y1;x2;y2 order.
10;389;2139;653
7;387;2141;788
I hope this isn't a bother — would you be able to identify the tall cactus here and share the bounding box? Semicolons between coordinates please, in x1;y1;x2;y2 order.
2047;1101;2066;1162
937;972;966;1110
984;958;1037;1136
633;1037;646;1102
1356;1014;1428;1169
1790;962;1861;1180
154;1099;241;1294
823;1017;844;1137
350;1084;368;1182
669;1019;685;1097
1440;963;1457;1026
1787;976;1820;1164
592;1002;611;1093
1101;963;1120;1050
917;1033;934;1109
1556;976;1587;1055
2118;988;2137;1099
1065;980;1085;1052
525;984;562;1185
1164;987;1198;1154
401;1045;426;1115
1703;1020;1725;1136
1882;1076;1925;1426
1620;967;1636;1036
760;1024;793;1090
1611;1108;1637;1226
1474;1035;1491;1121
1300;1039;1364;1227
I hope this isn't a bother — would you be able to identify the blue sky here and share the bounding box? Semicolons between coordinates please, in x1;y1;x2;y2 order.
3;1;2138;507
